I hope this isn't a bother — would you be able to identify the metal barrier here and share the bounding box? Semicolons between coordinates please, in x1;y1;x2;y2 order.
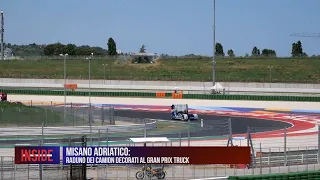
1;156;320;180
255;153;318;167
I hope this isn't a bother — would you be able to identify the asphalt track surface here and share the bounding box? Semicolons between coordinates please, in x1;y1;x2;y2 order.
0;109;292;146
114;109;292;137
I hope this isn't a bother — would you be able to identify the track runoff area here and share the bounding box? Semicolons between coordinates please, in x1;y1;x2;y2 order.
9;95;320;179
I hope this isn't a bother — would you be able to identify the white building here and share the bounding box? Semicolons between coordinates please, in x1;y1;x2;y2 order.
4;48;13;58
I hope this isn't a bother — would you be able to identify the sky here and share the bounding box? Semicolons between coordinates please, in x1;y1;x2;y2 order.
1;0;320;57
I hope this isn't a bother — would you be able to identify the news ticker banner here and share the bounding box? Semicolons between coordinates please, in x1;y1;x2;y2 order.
15;146;250;165
15;146;60;164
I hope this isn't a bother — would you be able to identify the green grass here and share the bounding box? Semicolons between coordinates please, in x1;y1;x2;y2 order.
1;57;320;83
0;102;85;127
0;121;196;139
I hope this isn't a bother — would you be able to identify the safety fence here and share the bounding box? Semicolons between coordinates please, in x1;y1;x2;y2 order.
1;88;320;101
0;101;319;179
1;147;320;180
228;170;320;180
0;101;117;127
0;122;319;179
0;137;320;179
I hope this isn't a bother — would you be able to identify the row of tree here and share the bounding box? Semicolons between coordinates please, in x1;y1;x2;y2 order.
43;38;118;56
216;40;308;57
3;38;313;58
216;42;277;57
4;38;118;57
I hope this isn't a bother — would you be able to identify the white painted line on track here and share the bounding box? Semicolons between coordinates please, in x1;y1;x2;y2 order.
189;177;228;180
15;144;31;146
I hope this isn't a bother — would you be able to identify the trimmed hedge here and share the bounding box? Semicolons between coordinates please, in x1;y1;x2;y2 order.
2;89;320;102
229;170;320;180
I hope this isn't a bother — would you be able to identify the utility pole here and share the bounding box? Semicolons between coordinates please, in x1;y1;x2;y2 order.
60;53;68;125
212;0;216;86
89;53;93;144
0;10;4;60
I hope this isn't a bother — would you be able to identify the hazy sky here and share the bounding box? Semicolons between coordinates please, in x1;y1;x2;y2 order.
2;0;320;56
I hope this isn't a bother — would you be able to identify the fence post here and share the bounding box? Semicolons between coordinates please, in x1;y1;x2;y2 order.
106;128;109;146
268;148;271;174
89;103;93;146
71;102;75;126
98;130;101;146
1;156;3;180
284;126;287;167
306;147;309;171
144;119;147;138
10;157;13;179
101;105;105;126
39;141;43;180
45;107;48;127
27;164;30;180
318;124;320;164
227;118;233;146
259;143;262;175
188;119;190;146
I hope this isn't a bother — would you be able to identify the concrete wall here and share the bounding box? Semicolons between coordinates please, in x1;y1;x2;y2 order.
0;78;319;89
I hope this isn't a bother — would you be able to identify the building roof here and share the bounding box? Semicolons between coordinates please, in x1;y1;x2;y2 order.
130;52;157;56
128;137;170;143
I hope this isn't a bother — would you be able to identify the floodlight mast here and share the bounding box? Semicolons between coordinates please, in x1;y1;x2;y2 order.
212;0;216;86
0;10;4;60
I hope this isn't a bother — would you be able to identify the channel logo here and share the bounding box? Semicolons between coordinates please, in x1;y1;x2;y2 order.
15;146;60;164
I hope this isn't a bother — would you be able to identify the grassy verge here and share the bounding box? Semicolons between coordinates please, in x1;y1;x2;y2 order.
0;57;320;83
0;121;195;139
0;101;85;127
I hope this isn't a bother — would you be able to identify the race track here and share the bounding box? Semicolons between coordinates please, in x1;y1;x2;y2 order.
0;107;292;147
114;109;292;137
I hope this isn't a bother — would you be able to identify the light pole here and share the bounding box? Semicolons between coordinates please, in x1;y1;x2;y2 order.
102;64;107;84
1;10;4;60
267;66;273;88
89;53;93;144
60;53;68;125
89;53;93;105
212;0;216;86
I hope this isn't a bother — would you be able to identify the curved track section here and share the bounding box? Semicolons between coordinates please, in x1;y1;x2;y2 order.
0;121;156;136
0;104;293;147
115;109;292;135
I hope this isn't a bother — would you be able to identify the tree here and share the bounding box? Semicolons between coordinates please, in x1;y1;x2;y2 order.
139;44;146;53
227;49;235;57
43;43;107;56
215;43;224;56
251;46;260;57
65;44;77;56
43;44;56;56
291;40;304;57
107;37;117;55
261;49;277;57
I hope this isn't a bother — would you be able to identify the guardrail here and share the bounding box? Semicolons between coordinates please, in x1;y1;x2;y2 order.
228;170;320;180
2;88;320;102
0;120;157;136
1;83;320;94
255;153;318;167
1;153;317;171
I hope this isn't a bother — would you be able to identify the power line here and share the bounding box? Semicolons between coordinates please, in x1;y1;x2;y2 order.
289;32;320;38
